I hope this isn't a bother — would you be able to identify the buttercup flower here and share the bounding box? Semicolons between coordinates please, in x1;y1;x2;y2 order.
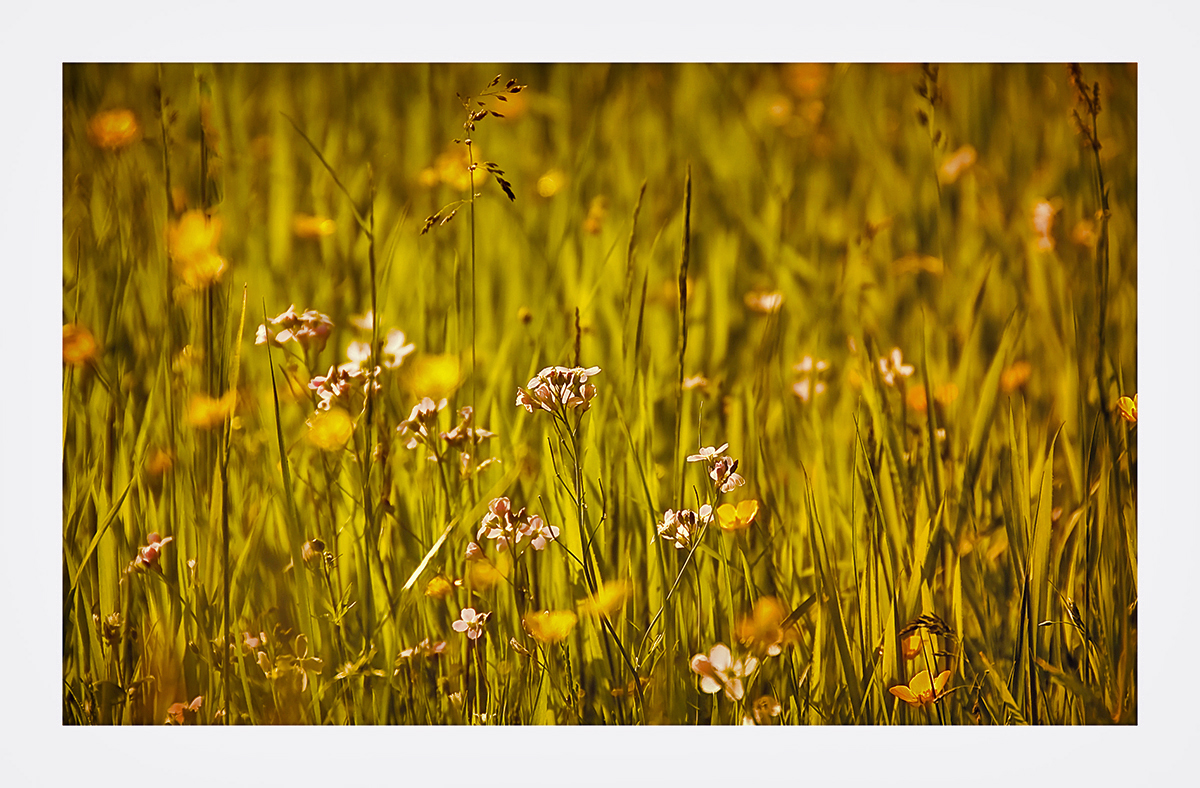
690;643;758;701
186;391;236;430
737;596;794;657
293;213;336;239
889;670;952;708
451;607;490;640
63;323;98;367
578;580;630;618
1000;361;1033;393
169;210;226;289
306;407;354;450
524;610;578;644
87;108;140;150
717;499;759;532
425;575;454;600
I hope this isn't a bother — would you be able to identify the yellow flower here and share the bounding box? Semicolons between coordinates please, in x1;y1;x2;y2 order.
578;580;630;618
536;169;564;198
306;407;354;450
169;210;227;289
906;385;928;413
293;213;336;239
717;499;759;532
1116;394;1137;424
901;631;930;661
404;354;461;400
523;610;578;644
889;669;951;708
87;109;140;150
146;448;174;477
468;553;509;590
1000;361;1033;393
424;575;454;600
63;323;98;366
186;391;236;430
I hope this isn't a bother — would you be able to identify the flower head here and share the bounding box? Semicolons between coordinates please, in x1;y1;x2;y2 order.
523;610;578;644
87;109;141;150
687;444;729;463
397;397;447;450
709;456;746;494
791;355;830;403
516;365;601;416
938;144;977;184
889;669;952;708
657;505;713;550
717;499;759;532
306;407;354;450
451;607;490;640
169;210;226;289
1000;361;1033;393
1117;394;1137;424
744;290;784;315
578;580;630;618
737;596;794;657
186;391;236;430
690;643;758;701
133;532;173;571
63;323;98;367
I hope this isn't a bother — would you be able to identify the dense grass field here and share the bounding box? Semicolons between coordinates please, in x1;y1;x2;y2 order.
62;62;1136;726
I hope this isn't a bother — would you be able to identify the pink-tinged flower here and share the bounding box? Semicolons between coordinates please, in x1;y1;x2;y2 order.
382;329;416;369
690;643;758;701
464;542;485;562
451;607;490;640
744;290;784;314
687;443;729;463
709;456;746;493
657;505;712;549
398;638;447;661
792;356;830;403
256;305;333;352
878;347;915;386
134;532;173;570
516;365;601;415
1032;199;1057;250
525;514;560;551
889;669;952;708
397;397;447;449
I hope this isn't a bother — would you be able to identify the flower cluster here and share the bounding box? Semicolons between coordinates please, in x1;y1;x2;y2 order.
690;643;758;701
440;406;498;476
516;365;601;416
255;305;334;353
877;347;915;386
791;355;830;403
397;397;448;450
687;443;746;494
657;505;712;550
475;496;559;553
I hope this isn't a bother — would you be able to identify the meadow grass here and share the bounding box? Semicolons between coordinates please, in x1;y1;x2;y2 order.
62;62;1137;725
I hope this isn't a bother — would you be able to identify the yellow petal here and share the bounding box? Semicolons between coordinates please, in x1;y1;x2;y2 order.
524;610;578;643
736;499;760;523
889;685;919;706
306;407;354;450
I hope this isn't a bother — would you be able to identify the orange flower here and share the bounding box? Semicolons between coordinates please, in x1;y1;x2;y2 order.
87;109;141;150
1000;361;1032;393
169;210;227;289
578;580;630;618
186;392;236;430
889;669;951;708
1116;394;1137;424
63;323;98;366
737;596;792;656
424;575;454;600
906;385;928;412
292;213;336;239
717;499;759;532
